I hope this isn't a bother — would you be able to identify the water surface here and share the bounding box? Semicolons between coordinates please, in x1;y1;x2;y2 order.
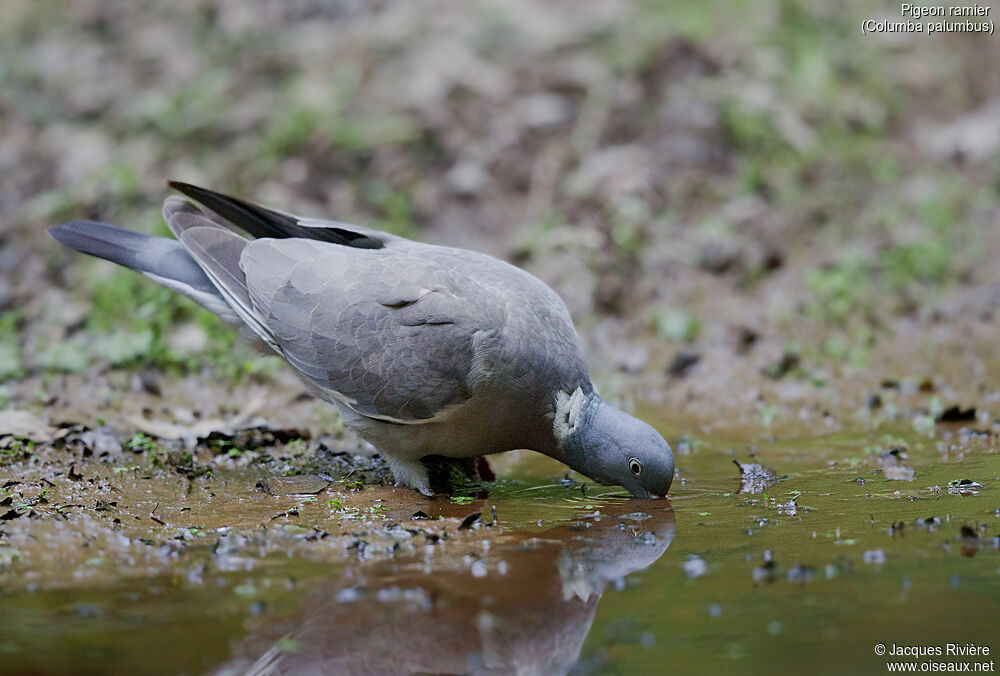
1;421;996;675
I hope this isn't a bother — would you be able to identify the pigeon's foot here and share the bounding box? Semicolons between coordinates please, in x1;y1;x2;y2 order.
422;455;494;494
385;456;433;496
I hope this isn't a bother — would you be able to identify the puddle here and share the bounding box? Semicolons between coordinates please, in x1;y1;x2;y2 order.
0;420;997;675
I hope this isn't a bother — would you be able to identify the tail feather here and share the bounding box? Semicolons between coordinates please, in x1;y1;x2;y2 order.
48;220;243;326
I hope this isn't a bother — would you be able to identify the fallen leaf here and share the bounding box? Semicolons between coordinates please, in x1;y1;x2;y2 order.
0;410;56;442
126;392;267;441
258;475;330;496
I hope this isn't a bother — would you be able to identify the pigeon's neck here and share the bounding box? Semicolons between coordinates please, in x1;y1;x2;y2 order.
549;387;601;462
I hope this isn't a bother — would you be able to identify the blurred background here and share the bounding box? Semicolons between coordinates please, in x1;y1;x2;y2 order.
2;0;999;433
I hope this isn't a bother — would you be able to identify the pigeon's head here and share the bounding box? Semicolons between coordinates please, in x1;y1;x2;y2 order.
555;390;674;498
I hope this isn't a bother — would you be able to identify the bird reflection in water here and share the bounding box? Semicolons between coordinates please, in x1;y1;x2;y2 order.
210;501;676;675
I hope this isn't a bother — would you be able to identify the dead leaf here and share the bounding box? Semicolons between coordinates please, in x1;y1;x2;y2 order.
258;475;329;496
0;410;57;442
125;392;267;440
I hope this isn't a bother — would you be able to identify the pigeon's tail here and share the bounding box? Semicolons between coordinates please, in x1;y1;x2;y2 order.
48;220;244;326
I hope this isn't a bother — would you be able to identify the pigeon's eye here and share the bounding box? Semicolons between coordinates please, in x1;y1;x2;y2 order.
628;458;642;475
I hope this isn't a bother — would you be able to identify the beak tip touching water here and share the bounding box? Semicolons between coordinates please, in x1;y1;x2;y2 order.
630;487;667;500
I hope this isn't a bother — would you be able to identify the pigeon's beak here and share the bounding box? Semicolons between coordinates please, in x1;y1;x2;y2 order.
627;486;663;500
638;486;670;499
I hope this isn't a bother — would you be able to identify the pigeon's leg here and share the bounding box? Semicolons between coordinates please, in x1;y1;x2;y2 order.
385;456;433;496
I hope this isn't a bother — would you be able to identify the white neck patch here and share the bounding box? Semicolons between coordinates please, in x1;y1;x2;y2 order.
553;387;587;443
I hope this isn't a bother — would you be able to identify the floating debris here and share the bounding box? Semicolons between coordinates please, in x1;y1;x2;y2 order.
559;475;579;489
862;549;886;564
960;525;980;558
947;479;983;496
683;555;708;578
787;564;815;583
733;459;778;495
776;496;798;516
877;448;914;481
915;516;942;531
752;559;777;586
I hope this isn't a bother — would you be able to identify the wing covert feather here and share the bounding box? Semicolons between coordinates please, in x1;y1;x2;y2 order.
242;239;498;421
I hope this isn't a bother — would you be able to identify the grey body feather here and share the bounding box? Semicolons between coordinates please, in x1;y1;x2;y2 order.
49;184;674;497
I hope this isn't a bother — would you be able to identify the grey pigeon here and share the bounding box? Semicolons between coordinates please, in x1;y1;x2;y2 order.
49;183;674;497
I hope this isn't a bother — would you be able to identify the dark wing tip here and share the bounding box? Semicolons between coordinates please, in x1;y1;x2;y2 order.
167;180;386;249
167;181;234;208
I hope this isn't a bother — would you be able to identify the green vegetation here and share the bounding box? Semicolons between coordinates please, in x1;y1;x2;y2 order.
0;439;34;464
126;433;160;453
23;266;285;380
323;496;391;519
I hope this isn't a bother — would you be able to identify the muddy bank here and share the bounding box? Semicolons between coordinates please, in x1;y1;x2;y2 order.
0;409;509;592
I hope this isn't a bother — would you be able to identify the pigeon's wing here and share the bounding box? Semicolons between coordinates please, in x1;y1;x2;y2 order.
241;238;505;423
168;181;397;248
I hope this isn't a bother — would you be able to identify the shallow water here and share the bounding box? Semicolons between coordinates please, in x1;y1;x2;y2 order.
1;420;997;675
